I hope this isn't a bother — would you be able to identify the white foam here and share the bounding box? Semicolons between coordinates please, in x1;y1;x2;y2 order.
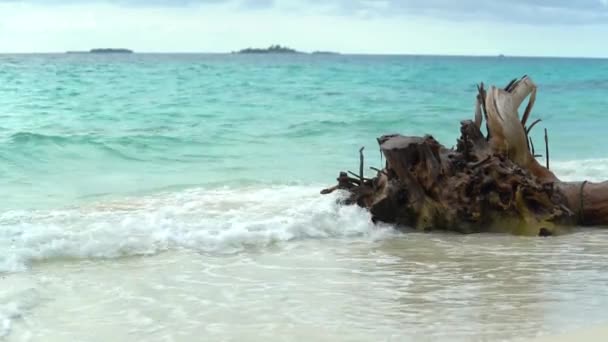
552;158;608;182
2;158;605;274
0;186;389;273
0;288;40;339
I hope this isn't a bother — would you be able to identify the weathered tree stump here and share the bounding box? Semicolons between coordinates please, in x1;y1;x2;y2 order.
321;76;608;236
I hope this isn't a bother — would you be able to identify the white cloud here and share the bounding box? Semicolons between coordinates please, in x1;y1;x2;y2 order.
0;1;606;56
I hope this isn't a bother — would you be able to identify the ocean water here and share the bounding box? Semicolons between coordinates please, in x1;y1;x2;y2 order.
1;54;608;341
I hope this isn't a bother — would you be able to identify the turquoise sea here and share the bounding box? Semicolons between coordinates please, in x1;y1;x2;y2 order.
2;54;608;209
2;54;608;341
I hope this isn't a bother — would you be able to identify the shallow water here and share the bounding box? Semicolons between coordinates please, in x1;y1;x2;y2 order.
2;54;608;341
2;54;608;209
3;187;608;341
5;227;608;341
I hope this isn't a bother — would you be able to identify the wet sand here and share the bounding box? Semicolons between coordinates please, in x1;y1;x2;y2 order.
531;324;608;341
4;231;608;341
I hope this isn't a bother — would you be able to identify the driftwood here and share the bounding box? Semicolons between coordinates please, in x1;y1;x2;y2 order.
321;76;608;236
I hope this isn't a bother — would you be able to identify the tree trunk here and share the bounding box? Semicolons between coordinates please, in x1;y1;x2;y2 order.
556;181;608;226
321;76;608;235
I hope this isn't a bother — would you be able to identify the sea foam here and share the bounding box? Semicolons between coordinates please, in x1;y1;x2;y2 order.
551;158;608;182
0;186;390;273
3;156;608;274
2;158;608;274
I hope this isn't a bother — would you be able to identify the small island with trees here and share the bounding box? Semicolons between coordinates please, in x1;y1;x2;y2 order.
90;48;134;54
234;45;300;54
66;48;134;54
233;45;340;55
312;51;340;55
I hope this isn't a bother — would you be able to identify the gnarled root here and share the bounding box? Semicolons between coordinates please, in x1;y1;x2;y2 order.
321;76;608;235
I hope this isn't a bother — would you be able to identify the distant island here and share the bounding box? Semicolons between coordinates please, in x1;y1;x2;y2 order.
234;45;300;54
90;48;133;54
233;45;340;55
312;51;340;55
66;48;134;54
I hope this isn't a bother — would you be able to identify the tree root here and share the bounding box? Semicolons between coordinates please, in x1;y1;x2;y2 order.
321;76;608;235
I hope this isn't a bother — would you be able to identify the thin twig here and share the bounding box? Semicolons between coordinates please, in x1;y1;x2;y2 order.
348;171;369;185
348;171;371;182
504;78;518;92
529;137;536;156
526;118;542;135
370;166;388;176
359;147;365;184
544;128;550;170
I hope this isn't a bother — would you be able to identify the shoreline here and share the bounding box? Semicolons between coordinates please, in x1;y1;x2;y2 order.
0;52;606;59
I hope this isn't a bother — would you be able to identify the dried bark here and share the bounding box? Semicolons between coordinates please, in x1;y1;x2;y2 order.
321;76;608;235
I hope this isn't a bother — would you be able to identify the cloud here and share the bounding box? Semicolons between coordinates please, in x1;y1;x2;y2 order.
0;0;607;55
290;0;608;24
2;0;607;24
0;0;273;10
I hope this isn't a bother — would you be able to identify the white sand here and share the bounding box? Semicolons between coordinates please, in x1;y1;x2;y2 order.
531;324;608;342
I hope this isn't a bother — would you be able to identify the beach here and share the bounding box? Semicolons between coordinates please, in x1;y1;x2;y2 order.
2;53;608;341
531;324;608;341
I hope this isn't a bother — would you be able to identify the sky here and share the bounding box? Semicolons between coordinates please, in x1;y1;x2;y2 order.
0;0;607;56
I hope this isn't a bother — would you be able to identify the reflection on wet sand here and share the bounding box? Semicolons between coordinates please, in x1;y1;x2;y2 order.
3;230;608;341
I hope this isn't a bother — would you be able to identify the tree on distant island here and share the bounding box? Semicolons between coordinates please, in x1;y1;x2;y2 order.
312;51;340;55
235;45;300;54
89;48;134;54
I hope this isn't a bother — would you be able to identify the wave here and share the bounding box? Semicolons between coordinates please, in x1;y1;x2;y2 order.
2;131;204;163
552;159;608;182
1;154;606;274
2;133;143;165
7;131;192;148
0;186;394;273
8;131;73;145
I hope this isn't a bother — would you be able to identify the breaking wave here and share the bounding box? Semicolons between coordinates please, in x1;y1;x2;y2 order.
0;186;393;273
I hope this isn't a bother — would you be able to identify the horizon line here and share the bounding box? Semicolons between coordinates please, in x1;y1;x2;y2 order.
0;51;607;59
